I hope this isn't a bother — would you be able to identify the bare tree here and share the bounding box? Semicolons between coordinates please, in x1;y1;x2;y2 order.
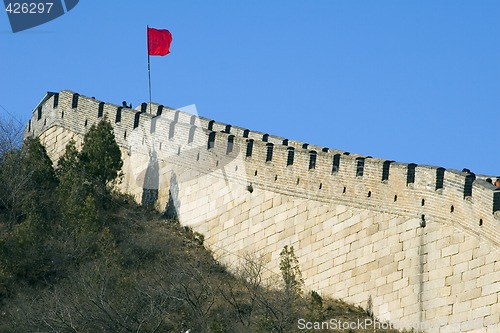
218;253;266;331
0;114;22;158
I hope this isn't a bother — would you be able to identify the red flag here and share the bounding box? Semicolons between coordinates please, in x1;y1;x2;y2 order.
147;27;172;56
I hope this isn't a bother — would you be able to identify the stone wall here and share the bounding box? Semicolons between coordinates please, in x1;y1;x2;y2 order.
26;90;500;332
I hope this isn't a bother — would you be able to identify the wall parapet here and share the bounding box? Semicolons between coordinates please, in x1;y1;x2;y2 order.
25;90;500;247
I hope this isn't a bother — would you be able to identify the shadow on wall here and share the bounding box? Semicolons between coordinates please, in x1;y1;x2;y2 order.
141;150;159;207
164;172;180;219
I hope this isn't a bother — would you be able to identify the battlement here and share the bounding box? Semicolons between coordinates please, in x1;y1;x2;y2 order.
26;90;500;232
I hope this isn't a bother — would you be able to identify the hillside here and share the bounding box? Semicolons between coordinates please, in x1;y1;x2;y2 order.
0;201;405;333
0;119;405;332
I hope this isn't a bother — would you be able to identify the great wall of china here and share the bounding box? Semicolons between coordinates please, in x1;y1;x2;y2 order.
26;90;500;332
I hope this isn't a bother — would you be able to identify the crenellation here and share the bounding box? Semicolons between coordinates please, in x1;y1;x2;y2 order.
493;191;500;214
117;106;137;130
357;157;386;191
228;126;247;138
115;106;123;124
171;110;190;125
156;104;164;116
208;119;228;133
412;165;440;190
133;112;141;129
71;92;79;109
52;92;59;108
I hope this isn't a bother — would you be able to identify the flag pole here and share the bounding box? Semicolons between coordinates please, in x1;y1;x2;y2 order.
147;25;152;114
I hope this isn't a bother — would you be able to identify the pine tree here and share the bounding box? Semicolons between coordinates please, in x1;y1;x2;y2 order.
0;138;59;286
279;245;304;299
56;119;123;260
79;120;123;188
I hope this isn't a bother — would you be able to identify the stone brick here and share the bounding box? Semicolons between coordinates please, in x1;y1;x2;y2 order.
441;244;460;258
482;281;500;296
457;288;482;302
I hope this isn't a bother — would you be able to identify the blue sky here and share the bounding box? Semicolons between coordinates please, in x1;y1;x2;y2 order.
1;1;499;175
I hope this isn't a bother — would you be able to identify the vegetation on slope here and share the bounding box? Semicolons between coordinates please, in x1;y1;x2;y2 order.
0;119;404;333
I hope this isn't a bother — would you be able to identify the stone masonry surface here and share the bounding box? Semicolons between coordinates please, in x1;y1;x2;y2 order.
26;91;500;333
